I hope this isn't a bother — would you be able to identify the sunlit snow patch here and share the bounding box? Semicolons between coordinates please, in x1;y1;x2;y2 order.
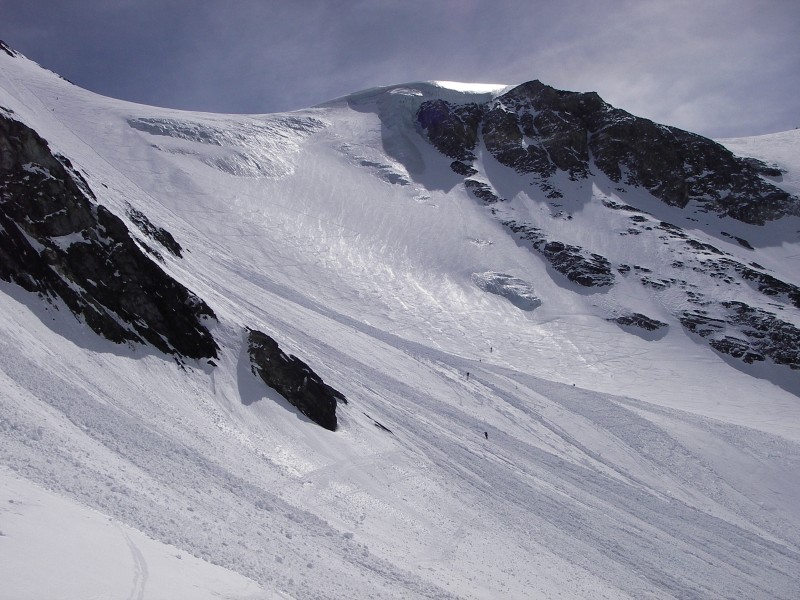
430;80;510;94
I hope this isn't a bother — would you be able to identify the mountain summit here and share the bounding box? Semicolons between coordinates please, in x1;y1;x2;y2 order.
1;43;799;599
420;79;796;223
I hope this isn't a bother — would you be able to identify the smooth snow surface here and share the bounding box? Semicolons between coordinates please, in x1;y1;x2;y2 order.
1;49;800;599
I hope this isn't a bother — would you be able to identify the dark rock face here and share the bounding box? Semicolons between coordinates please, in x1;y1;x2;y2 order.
483;81;592;180
450;160;477;177
247;330;346;431
690;254;800;310
482;106;555;178
126;205;182;257
538;241;614;287
720;231;754;250
464;179;502;204
681;303;800;369
611;313;668;332
417;80;799;224
417;100;483;161
0;114;218;359
504;220;615;288
499;82;798;223
740;157;785;178
596;125;794;224
0;40;18;58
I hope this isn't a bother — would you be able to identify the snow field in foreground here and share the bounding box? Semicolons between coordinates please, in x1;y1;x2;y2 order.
0;468;272;600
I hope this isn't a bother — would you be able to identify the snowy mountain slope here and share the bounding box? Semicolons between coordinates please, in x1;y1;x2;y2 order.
1;43;800;599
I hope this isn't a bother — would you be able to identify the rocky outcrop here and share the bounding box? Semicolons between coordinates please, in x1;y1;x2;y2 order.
482;105;555;178
504;220;615;288
538;241;614;287
724;260;800;309
0;40;18;58
450;160;477;177
740;157;785;178
610;313;669;332
685;254;800;310
0;114;218;359
495;81;798;223
594;123;794;224
720;231;754;250
417;80;799;224
247;330;346;431
464;179;502;204
680;303;800;369
126;205;182;257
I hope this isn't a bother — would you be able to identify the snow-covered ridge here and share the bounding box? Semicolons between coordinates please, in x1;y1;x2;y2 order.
719;129;800;198
2;41;800;599
317;80;506;110
430;80;512;94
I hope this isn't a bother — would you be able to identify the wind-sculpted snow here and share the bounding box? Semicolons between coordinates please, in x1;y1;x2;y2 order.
128;115;325;178
337;142;412;186
471;272;541;311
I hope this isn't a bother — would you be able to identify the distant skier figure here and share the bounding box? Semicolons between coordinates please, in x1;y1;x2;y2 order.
466;371;470;380
484;431;488;440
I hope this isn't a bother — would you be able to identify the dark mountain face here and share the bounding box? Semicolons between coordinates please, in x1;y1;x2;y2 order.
0;112;219;359
416;81;800;375
418;80;798;225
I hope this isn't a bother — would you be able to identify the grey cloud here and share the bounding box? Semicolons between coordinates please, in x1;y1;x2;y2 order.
3;0;798;137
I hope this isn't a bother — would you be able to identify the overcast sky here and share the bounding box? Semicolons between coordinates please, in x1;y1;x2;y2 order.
4;0;799;138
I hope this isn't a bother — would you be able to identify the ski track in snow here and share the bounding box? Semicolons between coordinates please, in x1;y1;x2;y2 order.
1;49;800;599
121;525;149;600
